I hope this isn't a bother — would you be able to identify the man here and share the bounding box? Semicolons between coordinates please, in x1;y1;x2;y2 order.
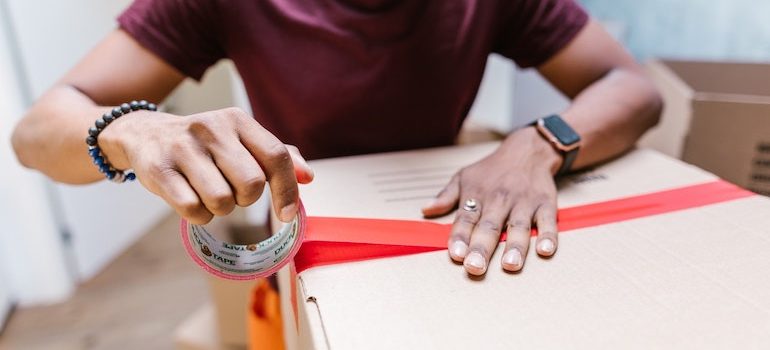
12;0;661;276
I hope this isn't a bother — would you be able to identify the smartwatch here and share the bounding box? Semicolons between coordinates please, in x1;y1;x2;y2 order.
533;114;581;176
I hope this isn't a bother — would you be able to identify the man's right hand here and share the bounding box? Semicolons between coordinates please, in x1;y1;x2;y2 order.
98;107;313;224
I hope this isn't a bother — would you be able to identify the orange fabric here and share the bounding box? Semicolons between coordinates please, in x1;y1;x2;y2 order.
248;279;286;350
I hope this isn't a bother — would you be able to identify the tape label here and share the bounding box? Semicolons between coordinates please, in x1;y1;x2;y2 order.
185;217;300;277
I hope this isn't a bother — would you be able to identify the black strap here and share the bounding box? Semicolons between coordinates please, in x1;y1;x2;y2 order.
556;147;578;176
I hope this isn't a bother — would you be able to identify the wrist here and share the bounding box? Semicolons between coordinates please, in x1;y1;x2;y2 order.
501;126;563;176
98;109;154;170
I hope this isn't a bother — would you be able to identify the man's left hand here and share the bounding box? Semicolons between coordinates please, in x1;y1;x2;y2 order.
422;127;563;275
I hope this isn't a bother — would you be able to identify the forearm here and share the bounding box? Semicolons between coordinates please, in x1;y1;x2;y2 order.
12;85;113;184
561;67;662;169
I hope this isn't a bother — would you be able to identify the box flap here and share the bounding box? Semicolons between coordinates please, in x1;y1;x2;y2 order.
301;143;717;221
660;60;770;102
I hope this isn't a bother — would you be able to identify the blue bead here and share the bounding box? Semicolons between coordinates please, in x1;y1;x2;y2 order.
89;148;100;157
99;164;110;173
106;171;116;180
95;158;104;167
126;172;136;181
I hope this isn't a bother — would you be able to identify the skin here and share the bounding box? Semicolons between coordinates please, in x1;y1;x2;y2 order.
12;19;661;275
11;30;313;224
422;20;662;275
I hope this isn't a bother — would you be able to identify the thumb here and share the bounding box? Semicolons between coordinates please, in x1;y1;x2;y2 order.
421;174;460;218
286;145;314;184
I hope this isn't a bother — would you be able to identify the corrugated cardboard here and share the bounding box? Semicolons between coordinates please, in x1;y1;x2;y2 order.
201;212;266;347
280;142;770;349
640;59;770;194
174;303;246;350
199;123;501;350
207;276;258;347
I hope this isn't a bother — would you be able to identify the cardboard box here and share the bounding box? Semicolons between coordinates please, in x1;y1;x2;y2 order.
200;211;266;348
640;59;770;195
279;142;770;349
174;303;246;350
207;276;257;347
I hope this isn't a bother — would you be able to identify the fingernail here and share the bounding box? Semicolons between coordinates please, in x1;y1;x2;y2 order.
279;203;297;222
422;198;438;210
302;162;314;178
502;249;522;269
464;251;486;274
450;241;468;259
293;155;314;178
538;239;555;255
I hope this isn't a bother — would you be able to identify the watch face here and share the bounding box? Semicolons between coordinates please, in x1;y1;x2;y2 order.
541;115;581;146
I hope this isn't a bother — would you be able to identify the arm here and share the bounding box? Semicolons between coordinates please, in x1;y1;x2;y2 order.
538;19;662;170
423;19;662;275
12;30;312;223
12;30;184;183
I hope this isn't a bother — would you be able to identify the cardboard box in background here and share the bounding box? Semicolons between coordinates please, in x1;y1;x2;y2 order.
173;303;246;350
175;208;265;349
641;59;770;195
281;142;770;349
207;277;257;347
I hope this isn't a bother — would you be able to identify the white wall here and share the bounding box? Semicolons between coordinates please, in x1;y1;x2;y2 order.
5;0;169;283
0;0;74;305
581;0;770;61
3;0;257;285
0;276;9;328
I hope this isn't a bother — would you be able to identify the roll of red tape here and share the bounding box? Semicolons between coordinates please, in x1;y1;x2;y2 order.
180;201;306;280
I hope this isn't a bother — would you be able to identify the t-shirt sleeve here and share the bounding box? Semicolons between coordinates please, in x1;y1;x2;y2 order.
494;0;589;68
117;0;225;80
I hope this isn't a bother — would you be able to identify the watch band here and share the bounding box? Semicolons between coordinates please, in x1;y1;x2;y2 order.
557;146;578;176
531;115;581;176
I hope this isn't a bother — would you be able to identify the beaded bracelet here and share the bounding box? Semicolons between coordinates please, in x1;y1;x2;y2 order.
85;100;157;183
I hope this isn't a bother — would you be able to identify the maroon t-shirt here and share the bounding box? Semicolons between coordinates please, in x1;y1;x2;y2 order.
118;0;588;159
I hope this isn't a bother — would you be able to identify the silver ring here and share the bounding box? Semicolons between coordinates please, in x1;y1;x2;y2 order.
462;198;479;212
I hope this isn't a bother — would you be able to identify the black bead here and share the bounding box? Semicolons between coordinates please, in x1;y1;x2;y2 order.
120;103;131;113
88;127;99;137
86;136;97;146
138;100;149;109
111;107;123;118
147;103;157;111
95;119;106;129
129;100;140;110
103;114;115;123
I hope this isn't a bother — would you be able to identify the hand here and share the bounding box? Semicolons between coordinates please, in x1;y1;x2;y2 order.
98;107;314;224
422;127;562;275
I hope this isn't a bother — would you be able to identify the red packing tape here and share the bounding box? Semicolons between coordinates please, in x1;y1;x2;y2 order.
293;180;754;274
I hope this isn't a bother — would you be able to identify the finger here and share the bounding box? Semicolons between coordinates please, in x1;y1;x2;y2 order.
465;192;510;275
209;142;267;207
534;203;559;257
447;195;481;263
145;169;213;224
238;121;299;222
502;205;535;272
176;153;237;217
422;174;460;217
286;145;314;184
